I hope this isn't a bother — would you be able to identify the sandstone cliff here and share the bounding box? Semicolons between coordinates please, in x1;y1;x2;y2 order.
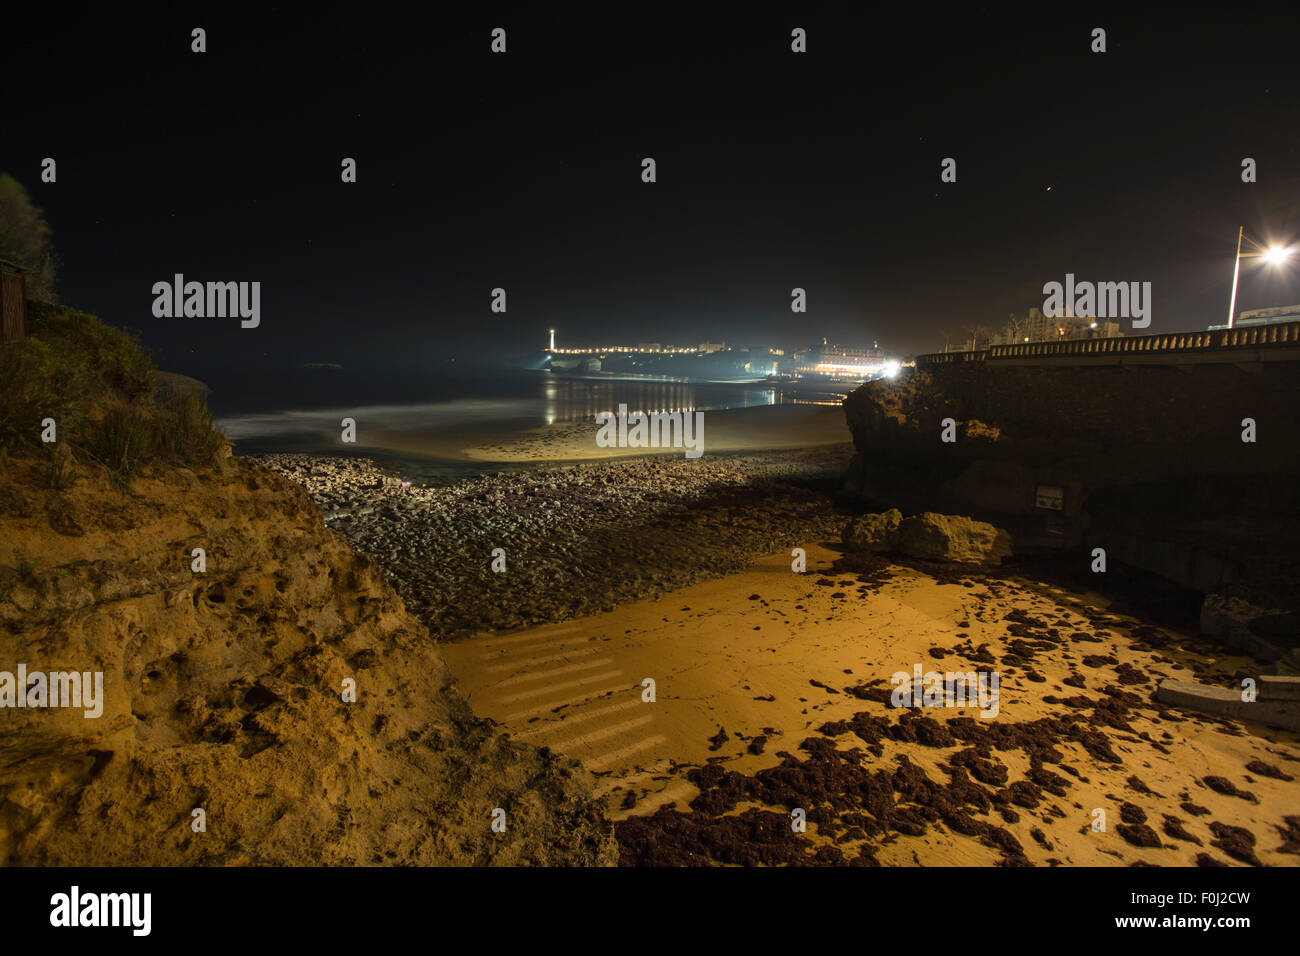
0;450;616;865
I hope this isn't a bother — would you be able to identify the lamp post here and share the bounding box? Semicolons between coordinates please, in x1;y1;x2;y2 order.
1227;227;1243;329
1227;228;1293;328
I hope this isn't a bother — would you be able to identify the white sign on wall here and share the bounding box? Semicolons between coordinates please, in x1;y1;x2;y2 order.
1035;485;1065;511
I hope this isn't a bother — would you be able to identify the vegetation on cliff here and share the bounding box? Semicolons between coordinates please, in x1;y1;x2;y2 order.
0;173;57;302
0;302;225;485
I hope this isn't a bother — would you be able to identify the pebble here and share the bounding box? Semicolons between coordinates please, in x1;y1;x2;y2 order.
253;447;850;639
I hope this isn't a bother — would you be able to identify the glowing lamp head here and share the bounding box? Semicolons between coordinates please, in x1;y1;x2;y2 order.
883;360;901;379
1264;246;1293;265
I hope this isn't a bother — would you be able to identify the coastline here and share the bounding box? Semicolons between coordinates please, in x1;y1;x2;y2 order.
228;402;850;471
253;445;1300;866
455;402;850;463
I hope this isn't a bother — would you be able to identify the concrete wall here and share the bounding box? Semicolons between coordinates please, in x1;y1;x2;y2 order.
842;359;1300;598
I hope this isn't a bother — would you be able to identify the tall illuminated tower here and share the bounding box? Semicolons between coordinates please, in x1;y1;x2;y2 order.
548;328;555;350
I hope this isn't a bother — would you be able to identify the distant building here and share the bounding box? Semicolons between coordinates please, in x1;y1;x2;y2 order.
989;308;1123;347
697;342;726;353
1209;303;1300;330
793;341;888;377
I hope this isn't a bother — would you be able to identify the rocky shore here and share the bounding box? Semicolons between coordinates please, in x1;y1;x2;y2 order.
254;446;854;639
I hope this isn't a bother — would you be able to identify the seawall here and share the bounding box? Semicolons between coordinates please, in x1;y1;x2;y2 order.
842;354;1300;620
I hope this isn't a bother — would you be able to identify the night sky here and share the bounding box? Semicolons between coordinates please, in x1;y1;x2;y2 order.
4;3;1298;373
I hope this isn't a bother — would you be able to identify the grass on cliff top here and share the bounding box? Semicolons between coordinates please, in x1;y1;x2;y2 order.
0;301;226;486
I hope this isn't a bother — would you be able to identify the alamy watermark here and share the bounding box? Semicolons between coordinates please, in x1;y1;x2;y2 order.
1042;273;1150;329
595;403;704;459
151;274;260;328
890;664;1000;718
0;664;103;718
50;886;150;936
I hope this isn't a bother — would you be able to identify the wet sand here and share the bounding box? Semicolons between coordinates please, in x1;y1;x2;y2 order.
366;403;850;463
442;543;1300;866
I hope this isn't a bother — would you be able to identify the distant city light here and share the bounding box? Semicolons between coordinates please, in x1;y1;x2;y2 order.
550;339;895;381
809;361;891;378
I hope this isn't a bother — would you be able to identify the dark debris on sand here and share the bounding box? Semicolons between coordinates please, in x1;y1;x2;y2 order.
1201;776;1258;804
1208;821;1262;866
613;699;1152;866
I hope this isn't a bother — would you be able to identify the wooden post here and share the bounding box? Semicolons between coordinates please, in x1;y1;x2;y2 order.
0;259;28;344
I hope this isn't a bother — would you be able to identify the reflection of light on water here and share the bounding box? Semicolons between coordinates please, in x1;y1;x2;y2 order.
219;374;851;456
625;407;697;417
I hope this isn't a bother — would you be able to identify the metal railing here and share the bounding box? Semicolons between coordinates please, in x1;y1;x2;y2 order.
916;321;1300;366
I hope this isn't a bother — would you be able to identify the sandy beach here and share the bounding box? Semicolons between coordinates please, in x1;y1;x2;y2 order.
443;543;1300;866
256;446;1300;866
454;403;851;463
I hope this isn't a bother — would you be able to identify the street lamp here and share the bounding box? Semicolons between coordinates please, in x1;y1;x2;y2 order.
1227;227;1294;328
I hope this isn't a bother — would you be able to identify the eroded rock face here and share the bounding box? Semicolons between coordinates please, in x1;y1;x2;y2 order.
0;456;617;866
896;512;1012;564
841;509;902;552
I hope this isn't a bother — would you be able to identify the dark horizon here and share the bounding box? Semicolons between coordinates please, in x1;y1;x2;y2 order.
3;3;1298;374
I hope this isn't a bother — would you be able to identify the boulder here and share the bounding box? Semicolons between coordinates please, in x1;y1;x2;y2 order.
1199;594;1293;660
896;512;1012;564
842;508;902;552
